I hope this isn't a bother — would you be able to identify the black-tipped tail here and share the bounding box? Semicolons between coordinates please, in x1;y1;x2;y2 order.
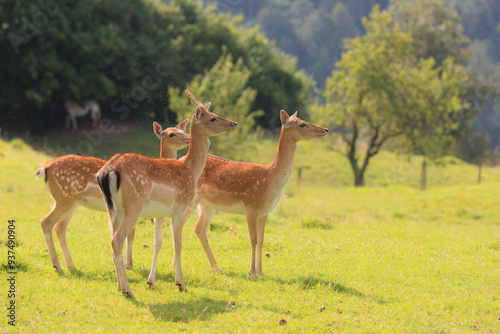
96;154;124;212
35;166;48;183
97;171;115;211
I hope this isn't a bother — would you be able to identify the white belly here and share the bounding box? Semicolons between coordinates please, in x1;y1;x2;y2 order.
141;201;176;218
79;196;107;211
209;201;247;215
260;196;281;216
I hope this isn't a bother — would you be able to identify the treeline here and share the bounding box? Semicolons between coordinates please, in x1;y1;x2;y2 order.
0;0;311;130
204;0;500;147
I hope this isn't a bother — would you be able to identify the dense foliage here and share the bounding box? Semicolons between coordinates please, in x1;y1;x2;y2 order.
0;0;311;129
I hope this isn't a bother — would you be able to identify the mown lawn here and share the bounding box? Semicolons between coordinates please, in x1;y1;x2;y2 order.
1;136;500;333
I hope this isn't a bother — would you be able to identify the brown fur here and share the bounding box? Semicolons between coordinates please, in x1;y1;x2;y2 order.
97;91;237;297
193;110;328;277
37;121;190;271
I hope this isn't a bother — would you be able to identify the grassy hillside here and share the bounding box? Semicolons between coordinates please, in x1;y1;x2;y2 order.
2;137;500;333
29;122;500;189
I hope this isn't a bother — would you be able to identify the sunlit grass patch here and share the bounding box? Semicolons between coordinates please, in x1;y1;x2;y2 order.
301;217;334;230
3;138;500;333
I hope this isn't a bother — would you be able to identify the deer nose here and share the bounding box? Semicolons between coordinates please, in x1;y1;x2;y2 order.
232;122;238;126
324;128;329;132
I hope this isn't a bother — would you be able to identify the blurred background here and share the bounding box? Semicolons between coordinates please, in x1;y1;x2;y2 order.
0;0;499;187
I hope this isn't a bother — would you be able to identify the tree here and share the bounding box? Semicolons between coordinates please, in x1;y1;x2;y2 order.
390;0;469;67
168;52;262;161
390;0;499;188
0;0;312;131
313;6;468;187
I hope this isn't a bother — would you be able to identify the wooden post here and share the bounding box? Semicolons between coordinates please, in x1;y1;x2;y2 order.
296;166;311;187
420;158;427;191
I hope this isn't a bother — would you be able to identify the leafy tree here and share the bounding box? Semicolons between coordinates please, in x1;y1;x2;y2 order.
0;0;311;131
168;52;262;161
314;6;468;187
0;0;180;128
390;0;469;67
390;0;499;186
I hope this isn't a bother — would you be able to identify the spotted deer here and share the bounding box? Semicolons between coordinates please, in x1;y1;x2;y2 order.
192;110;327;277
96;91;237;297
36;119;190;271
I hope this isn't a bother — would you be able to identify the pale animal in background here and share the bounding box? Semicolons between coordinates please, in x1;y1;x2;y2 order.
36;120;190;271
96;91;237;297
192;110;328;277
65;100;101;130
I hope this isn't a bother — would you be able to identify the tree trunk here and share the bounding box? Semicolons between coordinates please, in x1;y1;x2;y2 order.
478;164;482;184
420;159;427;190
348;155;365;187
354;171;365;187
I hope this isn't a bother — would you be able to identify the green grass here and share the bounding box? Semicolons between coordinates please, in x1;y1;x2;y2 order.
2;136;500;333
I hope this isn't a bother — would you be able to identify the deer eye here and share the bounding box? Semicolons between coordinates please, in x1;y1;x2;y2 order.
210;118;217;122
169;133;176;138
300;123;307;128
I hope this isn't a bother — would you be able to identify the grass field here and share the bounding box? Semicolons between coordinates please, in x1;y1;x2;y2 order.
2;133;500;333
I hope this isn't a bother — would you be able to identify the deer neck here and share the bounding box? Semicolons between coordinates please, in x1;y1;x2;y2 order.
183;121;210;181
160;142;176;160
270;128;297;189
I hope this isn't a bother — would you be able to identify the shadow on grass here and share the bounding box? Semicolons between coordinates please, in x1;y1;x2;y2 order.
136;267;175;282
222;270;365;298
132;297;232;323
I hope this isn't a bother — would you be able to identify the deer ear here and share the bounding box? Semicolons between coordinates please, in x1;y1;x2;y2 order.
204;102;211;110
176;118;189;131
153;122;164;139
291;111;298;118
280;110;290;126
194;106;203;123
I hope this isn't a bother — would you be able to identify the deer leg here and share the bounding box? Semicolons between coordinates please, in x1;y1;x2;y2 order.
41;203;74;271
124;227;135;270
255;215;268;277
54;208;77;270
246;210;259;278
194;203;220;271
147;217;164;289
110;211;141;298
171;210;187;291
71;115;78;130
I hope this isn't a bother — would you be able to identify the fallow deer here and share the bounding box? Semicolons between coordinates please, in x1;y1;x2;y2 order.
192;110;327;277
65;100;101;130
96;91;237;297
36;120;190;271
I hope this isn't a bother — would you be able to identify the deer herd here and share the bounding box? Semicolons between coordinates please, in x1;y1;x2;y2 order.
37;91;328;298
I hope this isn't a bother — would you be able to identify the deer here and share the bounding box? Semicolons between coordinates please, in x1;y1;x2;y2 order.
191;110;327;277
65;100;101;130
96;91;237;297
36;119;190;271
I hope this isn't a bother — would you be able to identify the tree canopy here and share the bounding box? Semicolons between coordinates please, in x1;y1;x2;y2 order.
314;6;468;186
0;0;311;130
168;51;262;161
